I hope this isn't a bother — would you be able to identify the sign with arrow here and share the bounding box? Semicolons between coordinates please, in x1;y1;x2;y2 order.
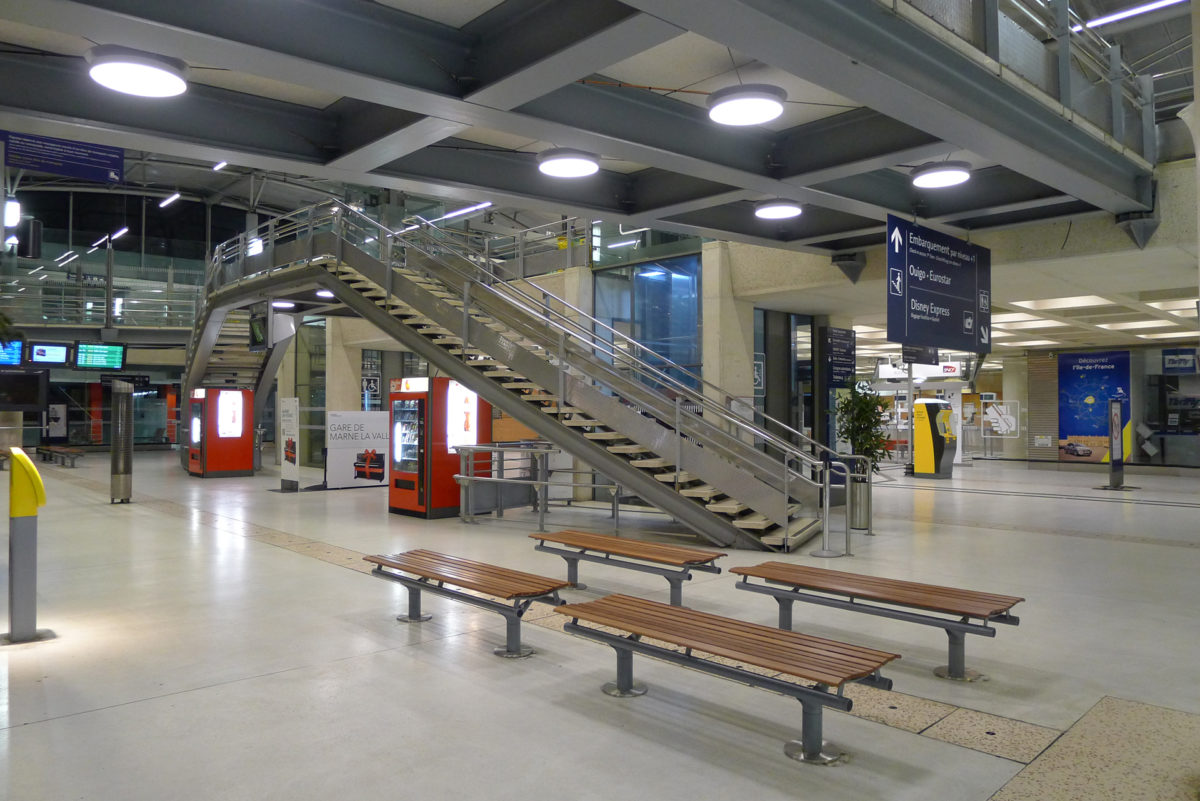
886;215;991;354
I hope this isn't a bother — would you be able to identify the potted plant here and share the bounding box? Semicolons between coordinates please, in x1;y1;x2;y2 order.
833;383;888;530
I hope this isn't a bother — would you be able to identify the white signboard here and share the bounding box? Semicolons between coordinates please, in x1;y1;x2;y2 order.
48;403;67;439
325;410;390;489
445;380;479;454
982;400;1021;439
279;397;300;491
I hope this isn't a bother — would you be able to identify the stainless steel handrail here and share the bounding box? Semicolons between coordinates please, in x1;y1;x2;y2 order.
204;200;874;542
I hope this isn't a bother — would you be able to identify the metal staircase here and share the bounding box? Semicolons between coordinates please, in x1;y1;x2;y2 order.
186;202;869;551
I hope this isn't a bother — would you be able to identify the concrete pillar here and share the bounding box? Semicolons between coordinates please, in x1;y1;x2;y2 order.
325;317;364;413
0;411;23;452
1001;355;1028;459
701;241;755;406
274;338;296;466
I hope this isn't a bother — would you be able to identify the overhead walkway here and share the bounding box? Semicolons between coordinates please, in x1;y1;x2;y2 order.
185;202;870;550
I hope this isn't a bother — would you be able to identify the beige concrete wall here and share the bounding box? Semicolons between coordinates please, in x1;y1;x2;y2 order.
325;317;368;412
701;241;755;404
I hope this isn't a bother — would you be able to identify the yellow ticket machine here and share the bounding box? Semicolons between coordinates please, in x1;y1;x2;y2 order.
913;399;955;479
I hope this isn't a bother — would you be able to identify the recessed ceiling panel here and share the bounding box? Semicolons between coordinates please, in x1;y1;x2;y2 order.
371;0;505;28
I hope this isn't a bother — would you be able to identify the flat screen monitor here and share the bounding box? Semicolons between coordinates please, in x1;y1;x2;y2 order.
0;368;48;412
27;342;70;365
0;340;22;365
74;342;126;370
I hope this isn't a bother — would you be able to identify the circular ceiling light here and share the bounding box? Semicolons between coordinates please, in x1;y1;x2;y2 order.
537;148;600;178
707;84;786;126
315;289;335;299
911;161;972;189
86;45;189;98
754;199;803;220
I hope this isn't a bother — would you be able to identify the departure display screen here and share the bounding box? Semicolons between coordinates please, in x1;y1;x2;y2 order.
75;342;126;370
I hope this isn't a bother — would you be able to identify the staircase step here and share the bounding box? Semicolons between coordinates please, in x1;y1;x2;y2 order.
463;359;503;367
542;405;581;414
503;381;540;390
730;514;774;530
654;471;696;483
706;499;749;515
560;418;602;427
484;370;523;379
584;431;630;441
445;346;486;355
417;326;455;336
523;393;559;401
607;444;649;454
680;484;724;501
630;456;672;468
760;517;823;550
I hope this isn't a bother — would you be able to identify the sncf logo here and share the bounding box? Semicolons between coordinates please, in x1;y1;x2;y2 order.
943;365;956;373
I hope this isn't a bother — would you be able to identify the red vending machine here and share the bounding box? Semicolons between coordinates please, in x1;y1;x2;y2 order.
187;388;255;478
388;377;491;518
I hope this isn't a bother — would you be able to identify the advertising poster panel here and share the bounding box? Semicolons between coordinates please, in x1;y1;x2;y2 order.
1057;351;1130;463
279;397;300;491
326;411;390;489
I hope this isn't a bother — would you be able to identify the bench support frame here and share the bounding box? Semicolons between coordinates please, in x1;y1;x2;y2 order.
736;578;1019;681
564;619;892;765
534;542;721;606
371;566;562;658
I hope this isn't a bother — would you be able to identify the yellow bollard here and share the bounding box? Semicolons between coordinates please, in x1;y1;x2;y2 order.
5;447;52;644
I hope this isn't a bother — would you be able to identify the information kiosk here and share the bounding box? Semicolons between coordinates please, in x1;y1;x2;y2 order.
187;388;255;478
388;377;491;518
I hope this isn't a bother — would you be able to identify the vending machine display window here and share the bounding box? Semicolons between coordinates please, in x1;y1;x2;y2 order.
190;415;202;444
217;390;244;438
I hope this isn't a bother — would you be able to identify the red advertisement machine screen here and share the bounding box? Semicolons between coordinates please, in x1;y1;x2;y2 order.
388;377;491;518
186;388;255;478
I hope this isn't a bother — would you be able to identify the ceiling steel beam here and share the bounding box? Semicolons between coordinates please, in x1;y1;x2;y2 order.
621;0;1155;213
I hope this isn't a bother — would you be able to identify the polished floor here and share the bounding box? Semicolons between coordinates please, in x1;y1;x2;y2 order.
2;451;1199;800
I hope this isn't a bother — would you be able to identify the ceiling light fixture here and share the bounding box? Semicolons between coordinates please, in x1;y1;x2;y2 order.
316;289;335;299
86;45;189;98
212;161;228;172
159;192;181;208
1071;0;1186;32
271;300;295;309
911;161;972;189
707;84;786;126
754;199;803;220
537;149;600;178
4;196;20;228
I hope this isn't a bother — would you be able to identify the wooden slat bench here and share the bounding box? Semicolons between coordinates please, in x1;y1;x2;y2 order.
365;550;569;658
530;529;726;606
556;594;898;765
37;445;84;467
732;562;1024;681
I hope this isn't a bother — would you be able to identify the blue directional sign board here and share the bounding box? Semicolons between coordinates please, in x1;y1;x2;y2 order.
826;326;856;387
886;215;991;354
2;130;123;183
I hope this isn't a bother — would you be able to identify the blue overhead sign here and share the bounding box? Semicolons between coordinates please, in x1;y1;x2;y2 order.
2;130;124;183
886;215;991;354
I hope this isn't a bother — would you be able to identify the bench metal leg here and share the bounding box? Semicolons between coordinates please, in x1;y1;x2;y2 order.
397;587;433;623
494;610;534;658
602;646;647;697
564;557;586;590
776;597;794;631
784;696;844;766
666;577;685;607
934;628;983;681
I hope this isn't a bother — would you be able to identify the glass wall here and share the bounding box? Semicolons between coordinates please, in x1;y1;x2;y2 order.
295;318;326;468
593;254;702;389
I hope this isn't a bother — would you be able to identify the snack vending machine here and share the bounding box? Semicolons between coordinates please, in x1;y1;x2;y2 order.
388;377;491;518
187;387;256;478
